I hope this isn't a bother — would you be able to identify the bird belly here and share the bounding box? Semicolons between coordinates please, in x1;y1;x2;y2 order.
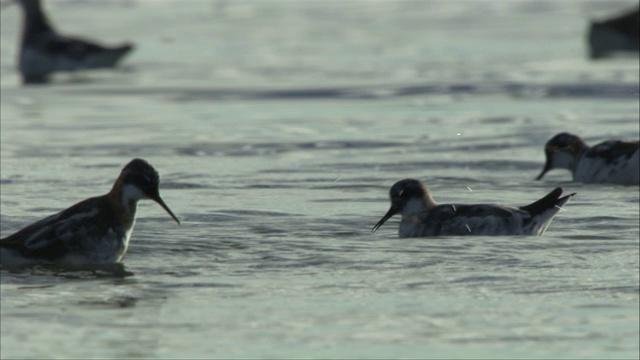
0;247;44;267
575;151;639;185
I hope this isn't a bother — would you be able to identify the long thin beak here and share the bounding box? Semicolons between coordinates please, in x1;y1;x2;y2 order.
536;156;552;181
153;195;181;225
372;206;397;232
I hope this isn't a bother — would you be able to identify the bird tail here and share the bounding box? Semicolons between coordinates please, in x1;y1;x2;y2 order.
522;188;571;214
521;187;576;235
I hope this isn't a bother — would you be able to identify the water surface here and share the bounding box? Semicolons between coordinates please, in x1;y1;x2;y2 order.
1;1;639;358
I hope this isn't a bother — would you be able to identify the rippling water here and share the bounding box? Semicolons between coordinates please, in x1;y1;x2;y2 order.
1;1;639;358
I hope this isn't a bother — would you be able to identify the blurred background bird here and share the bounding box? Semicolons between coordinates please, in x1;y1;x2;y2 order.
15;0;134;84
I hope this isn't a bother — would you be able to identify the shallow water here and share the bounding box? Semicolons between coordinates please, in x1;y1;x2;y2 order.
1;1;639;358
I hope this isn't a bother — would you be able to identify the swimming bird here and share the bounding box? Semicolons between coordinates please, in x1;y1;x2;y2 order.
536;132;639;185
372;179;575;237
16;0;134;84
588;7;639;59
0;159;180;268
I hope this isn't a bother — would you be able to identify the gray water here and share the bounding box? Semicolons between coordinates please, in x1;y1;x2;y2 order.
1;1;639;359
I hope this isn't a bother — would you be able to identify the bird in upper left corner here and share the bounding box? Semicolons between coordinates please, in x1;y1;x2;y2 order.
0;159;180;268
15;0;134;84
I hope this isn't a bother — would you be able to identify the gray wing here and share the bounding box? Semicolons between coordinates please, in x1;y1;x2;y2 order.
1;197;121;261
1;211;72;260
425;204;530;236
586;140;639;163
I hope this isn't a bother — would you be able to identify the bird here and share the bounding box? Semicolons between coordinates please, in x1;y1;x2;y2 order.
588;7;639;59
371;179;575;238
536;132;639;185
0;159;180;268
16;0;134;84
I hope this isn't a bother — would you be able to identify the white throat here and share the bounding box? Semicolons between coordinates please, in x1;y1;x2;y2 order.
120;184;147;208
400;198;427;220
551;151;578;171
